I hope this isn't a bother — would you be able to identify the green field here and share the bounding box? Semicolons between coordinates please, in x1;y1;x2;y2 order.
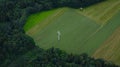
26;8;120;55
27;8;100;55
24;8;65;31
24;0;120;65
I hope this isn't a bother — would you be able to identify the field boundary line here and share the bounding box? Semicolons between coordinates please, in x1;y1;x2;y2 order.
81;25;104;46
75;10;101;25
75;9;106;48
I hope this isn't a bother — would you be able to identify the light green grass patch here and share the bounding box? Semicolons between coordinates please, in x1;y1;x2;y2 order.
24;8;60;31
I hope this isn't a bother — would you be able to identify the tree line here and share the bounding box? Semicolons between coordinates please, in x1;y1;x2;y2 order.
0;0;119;67
7;48;119;67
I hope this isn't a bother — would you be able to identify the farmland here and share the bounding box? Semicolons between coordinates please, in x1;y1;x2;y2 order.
25;8;120;55
93;12;120;65
24;0;120;65
76;0;120;25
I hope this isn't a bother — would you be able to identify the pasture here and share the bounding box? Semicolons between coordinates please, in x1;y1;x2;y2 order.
27;8;100;55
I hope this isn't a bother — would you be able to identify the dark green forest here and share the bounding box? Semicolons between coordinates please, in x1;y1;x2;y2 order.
0;0;119;67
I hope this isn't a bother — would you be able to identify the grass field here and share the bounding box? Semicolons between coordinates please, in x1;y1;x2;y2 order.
76;0;120;25
28;8;101;55
24;0;120;65
24;8;65;31
26;8;67;35
26;8;120;55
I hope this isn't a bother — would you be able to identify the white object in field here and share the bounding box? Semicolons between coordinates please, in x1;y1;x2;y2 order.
80;7;83;11
57;31;61;40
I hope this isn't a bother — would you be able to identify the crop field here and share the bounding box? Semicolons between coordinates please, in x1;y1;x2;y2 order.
76;0;120;25
93;12;120;65
24;0;120;65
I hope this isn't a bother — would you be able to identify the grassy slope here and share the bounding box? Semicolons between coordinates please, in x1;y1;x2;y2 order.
24;8;62;31
93;12;120;65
